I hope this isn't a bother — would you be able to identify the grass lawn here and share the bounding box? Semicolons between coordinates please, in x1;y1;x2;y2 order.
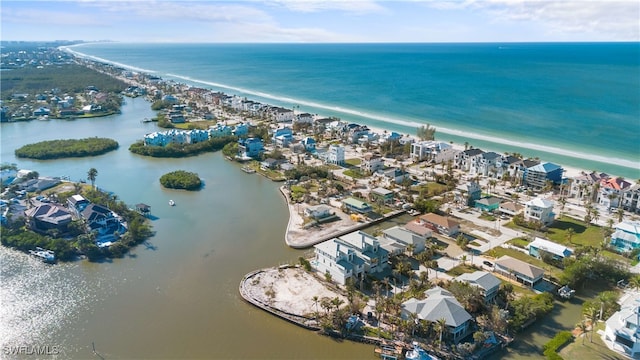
508;238;531;249
343;169;366;179
487;247;563;279
546;216;606;248
445;264;479;276
412;182;449;196
559;322;627;360
344;158;361;166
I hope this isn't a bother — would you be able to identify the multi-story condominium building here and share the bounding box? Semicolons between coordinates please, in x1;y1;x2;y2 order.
524;197;555;225
598;177;632;209
622;184;640;214
523;162;563;190
455;148;485;174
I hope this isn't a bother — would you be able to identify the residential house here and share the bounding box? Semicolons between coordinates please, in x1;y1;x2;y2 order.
610;221;640;253
67;194;90;217
494;255;544;287
33;107;50;117
375;168;411;186
342;197;372;214
260;158;279;171
294;112;314;124
474;197;502;212
370;187;394;204
456;182;481;207
455;271;501;303
300;137;316;152
209;123;233;138
599;177;632;210
338;231;389;274
498;201;524;217
524;197;555;225
570;171;609;201
237;138;264;159
523;162;563;190
270;107;295;122
528;237;573;260
410;141;453;162
403;221;434;239
401;286;473;343
501;155;524;178
25;203;72;233
381;225;427;254
272;127;294;148
361;153;384;174
233;123;249;137
455;148;485;174
417;213;460;236
81;203;120;235
313;240;363;285
304;204;333;220
324;145;345;165
603;291;640;359
479;152;503;177
622;184;640;214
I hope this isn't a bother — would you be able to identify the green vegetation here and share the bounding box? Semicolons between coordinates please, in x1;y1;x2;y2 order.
559;252;629;289
546;216;605;247
416;124;436;141
508;237;531;249
509;292;554;332
446;264;481;276
1;64;128;98
129;136;236;158
489;247;563;279
284;165;329;180
15;138;118;159
159;170;202;191
543;331;573;360
344;158;361;166
412;182;449;197
222;142;239;158
559;322;627;360
342;169;366;179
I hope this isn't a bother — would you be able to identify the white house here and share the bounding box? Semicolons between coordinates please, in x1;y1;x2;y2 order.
455;271;501;303
603;291;640;359
361;153;384;174
304;204;333;220
313;240;364;285
325;145;345;165
380;225;427;254
524;197;555;225
527;237;573;260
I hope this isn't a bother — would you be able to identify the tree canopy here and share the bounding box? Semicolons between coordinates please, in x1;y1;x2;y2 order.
15;137;119;159
159;170;202;191
129;136;236;158
416;124;436;141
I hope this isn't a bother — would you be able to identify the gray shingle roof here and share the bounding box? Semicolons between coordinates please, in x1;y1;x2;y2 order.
401;286;472;327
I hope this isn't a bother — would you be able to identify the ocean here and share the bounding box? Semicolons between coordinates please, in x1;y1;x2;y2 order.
67;42;640;178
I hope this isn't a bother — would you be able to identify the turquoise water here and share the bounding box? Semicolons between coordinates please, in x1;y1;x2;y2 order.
68;42;640;178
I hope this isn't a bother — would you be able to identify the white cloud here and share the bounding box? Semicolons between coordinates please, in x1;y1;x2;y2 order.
266;0;386;14
432;0;640;41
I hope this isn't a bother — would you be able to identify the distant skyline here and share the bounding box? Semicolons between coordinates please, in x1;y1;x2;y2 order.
1;1;639;43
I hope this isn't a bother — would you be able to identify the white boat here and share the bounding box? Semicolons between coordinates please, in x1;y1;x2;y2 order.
405;342;439;360
169;199;175;206
29;247;56;263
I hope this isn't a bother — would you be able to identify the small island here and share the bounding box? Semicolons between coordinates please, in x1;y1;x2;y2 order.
160;170;202;190
15;137;119;159
129;135;236;158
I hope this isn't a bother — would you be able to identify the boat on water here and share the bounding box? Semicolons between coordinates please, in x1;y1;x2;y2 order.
29;247;56;263
241;166;256;174
405;342;440;360
557;285;576;299
169;199;175;206
37;115;49;121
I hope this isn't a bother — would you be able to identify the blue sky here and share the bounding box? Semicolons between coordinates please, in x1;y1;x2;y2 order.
1;1;638;43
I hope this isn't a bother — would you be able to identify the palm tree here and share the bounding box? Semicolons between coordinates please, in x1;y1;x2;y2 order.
616;208;625;223
583;304;599;343
87;168;98;189
312;296;320;315
575;321;588;345
435;317;447;349
565;228;576;244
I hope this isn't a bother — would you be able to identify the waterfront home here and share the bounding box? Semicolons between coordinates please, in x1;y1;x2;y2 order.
19;177;61;193
524;197;555;226
25;203;72;233
455;148;485;174
570;171;609;200
401;286;473;343
603;291;640;359
33;107;51;116
338;231;389;274
610;221;640;252
403;220;434;238
294;112;314;124
233;122;249;137
67;194;90;217
313;239;364;285
304;204;333;220
494;255;544;287
0;167;17;185
527;237;573;260
456;182;482;207
361;153;384;174
313;231;389;284
300;137;316;151
209;123;233;137
598;177;632;210
342;197;373;214
260;158;279;170
455;271;501;303
622;184;640;214
501;155;524;178
478;152;503;177
237;137;264;159
417;213;460;237
523;162;563;190
380;225;427;254
410;140;453;162
81;203;120;234
498;201;524;217
272;127;293;148
370;187;394;204
474;197;501;212
269;106;295;122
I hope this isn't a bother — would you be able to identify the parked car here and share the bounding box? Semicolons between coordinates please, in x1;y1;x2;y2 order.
483;260;494;267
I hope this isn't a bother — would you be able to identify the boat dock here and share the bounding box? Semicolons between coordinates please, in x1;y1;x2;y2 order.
241;166;256;174
29;247;55;263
